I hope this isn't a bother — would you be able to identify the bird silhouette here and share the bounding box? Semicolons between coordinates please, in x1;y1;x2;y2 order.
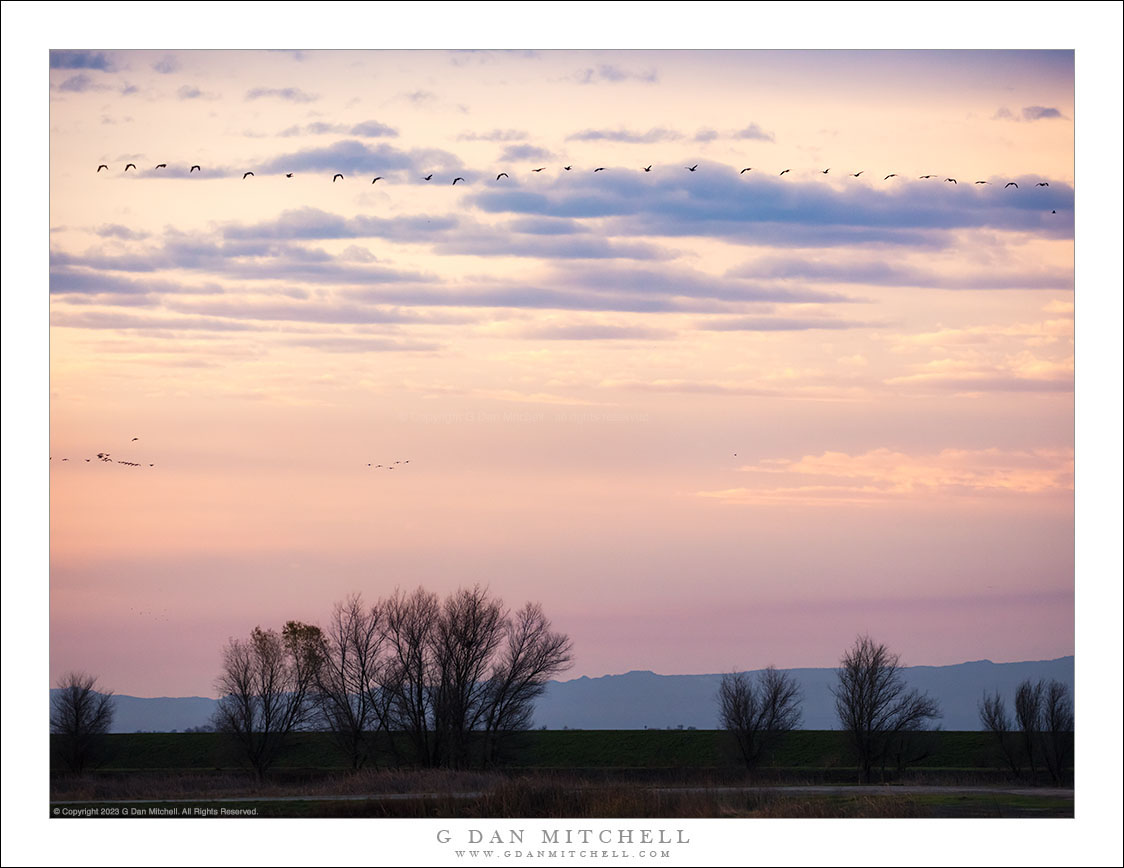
333;173;344;182
1005;182;1018;189
131;437;139;441
945;178;957;184
740;168;753;174
155;163;166;170
920;174;937;179
532;167;546;173
884;173;897;180
593;167;606;172
372;176;382;183
643;165;652;172
1036;182;1049;187
780;169;790;176
822;168;830;174
423;174;433;181
975;180;988;184
685;165;698;172
190;165;200;173
452;177;465;185
97;164;108;172
850;171;864;177
125;163;137;172
285;173;293;178
243;172;254;179
496;173;508;180
562;165;572;171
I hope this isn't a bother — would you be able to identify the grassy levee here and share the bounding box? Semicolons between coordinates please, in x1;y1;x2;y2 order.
54;729;1069;780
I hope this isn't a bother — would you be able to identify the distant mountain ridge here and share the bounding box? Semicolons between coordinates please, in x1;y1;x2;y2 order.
50;656;1073;733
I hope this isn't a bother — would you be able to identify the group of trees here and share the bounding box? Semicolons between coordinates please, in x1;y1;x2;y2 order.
720;634;943;783
212;585;573;776
979;677;1073;784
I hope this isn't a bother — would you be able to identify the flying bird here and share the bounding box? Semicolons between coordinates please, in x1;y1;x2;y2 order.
372;176;382;183
155;163;166;170
945;178;957;184
850;171;864;177
190;165;200;173
125;163;137;172
97;164;108;172
685;164;698;172
920;174;937;179
1005;182;1018;189
974;180;988;184
532;167;546;173
1036;182;1049;187
452;177;465;185
243;172;254;179
423;174;433;181
496;173;508;180
131;437;139;442
643;166;652;172
333;173;344;182
285;173;293;178
740;168;753;174
884;173;897;180
779;169;790;175
563;166;572;171
822;168;830;174
593;167;606;172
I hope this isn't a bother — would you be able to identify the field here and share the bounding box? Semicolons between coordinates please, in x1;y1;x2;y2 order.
49;730;1072;818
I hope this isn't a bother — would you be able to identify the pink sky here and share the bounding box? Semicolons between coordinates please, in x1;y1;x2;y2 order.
38;45;1083;698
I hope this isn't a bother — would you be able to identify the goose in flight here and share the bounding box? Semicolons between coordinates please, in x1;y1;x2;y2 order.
849;171;864;177
452;177;465;185
945;178;957;184
593;167;606;172
562;165;572;171
685;164;698;172
423;174;433;181
883;173;897;180
821;168;830;174
920;174;937;179
1036;182;1049;187
1005;182;1018;189
532;167;546;172
974;180;988;184
333;173;344;182
496;172;508;180
125;163;137;172
643;166;652;172
740;168;753;174
779;169;790;176
372;176;382;183
190;165;200;173
243;172;254;179
97;164;108;172
155;163;166;170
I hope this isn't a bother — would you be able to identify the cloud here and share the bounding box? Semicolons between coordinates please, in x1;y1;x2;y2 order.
245;86;319;102
255;140;461;177
350;120;398;138
403;90;437;104
697;447;1074;505
572;65;658;85
1022;106;1066;121
50;50;114;71
283;336;441;353
177;85;219;100
95;224;150;241
499;144;553;162
58;74;97;93
566;127;682;143
698;315;877;331
457;129;528;142
152;55;180;74
733;122;775;142
513;323;671;341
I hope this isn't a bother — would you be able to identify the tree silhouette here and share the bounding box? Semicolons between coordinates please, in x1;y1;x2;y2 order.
718;666;802;770
51;671;115;774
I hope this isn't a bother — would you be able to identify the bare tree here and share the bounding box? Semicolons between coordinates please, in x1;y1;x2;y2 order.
313;595;390;770
482;601;574;763
51;671;115;774
1014;678;1044;782
1040;679;1073;785
832;635;941;783
718;666;802;770
382;587;442;767
212;621;325;778
979;690;1023;777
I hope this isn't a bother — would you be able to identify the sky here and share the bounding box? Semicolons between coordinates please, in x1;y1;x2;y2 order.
37;42;1088;699
3;4;1123;867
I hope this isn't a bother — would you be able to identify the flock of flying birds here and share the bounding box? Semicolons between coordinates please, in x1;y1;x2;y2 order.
50;437;154;468
95;161;1054;191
